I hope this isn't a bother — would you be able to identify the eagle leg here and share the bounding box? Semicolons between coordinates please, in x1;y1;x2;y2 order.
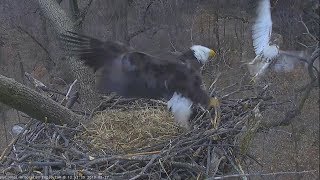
209;97;221;129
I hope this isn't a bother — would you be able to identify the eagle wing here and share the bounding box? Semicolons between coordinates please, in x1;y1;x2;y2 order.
248;0;274;81
60;32;165;98
59;31;129;72
252;0;272;57
116;52;173;98
155;50;203;72
271;51;310;73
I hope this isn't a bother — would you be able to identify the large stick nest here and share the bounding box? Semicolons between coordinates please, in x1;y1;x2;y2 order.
0;85;273;179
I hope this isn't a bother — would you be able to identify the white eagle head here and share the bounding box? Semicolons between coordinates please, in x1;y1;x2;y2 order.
190;45;216;64
167;92;193;130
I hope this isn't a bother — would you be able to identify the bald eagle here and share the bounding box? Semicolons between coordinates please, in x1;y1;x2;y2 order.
156;45;216;72
249;0;311;81
60;31;216;129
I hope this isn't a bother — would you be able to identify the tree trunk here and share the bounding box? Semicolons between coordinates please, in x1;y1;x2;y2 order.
37;0;99;110
111;0;129;44
0;74;81;126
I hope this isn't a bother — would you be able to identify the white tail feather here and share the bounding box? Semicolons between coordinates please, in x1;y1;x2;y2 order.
167;92;193;130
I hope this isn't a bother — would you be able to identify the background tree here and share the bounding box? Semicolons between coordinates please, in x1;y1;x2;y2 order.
109;0;129;44
37;0;99;111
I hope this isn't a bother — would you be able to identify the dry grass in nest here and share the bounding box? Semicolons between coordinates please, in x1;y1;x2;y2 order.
81;106;182;153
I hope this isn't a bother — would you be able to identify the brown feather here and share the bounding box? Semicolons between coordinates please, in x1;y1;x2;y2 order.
156;49;203;72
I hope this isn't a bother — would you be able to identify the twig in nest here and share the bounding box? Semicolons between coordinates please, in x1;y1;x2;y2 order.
19;161;66;167
66;79;78;99
89;94;117;119
0;120;33;163
66;91;79;109
60;79;78;106
208;148;225;177
208;170;317;180
159;159;172;180
171;161;205;174
222;147;247;180
129;154;159;180
150;99;167;106
209;72;222;96
221;73;248;99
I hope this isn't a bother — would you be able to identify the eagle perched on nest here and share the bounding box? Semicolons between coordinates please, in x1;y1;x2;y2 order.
60;31;216;129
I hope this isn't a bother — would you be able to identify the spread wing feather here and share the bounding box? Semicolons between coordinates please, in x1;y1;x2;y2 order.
59;31;129;72
252;0;273;56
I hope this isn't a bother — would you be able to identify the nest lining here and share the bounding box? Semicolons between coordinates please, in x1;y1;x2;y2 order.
81;107;182;153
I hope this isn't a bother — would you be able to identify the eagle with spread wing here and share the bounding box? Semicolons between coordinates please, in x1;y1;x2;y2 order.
248;0;312;81
60;31;216;129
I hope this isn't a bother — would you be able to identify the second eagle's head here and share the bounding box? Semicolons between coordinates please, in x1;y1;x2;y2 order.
190;45;216;64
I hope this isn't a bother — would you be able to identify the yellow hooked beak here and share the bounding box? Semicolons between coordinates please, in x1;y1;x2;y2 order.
209;49;216;58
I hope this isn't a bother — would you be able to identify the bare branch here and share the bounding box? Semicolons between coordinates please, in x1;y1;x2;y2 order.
25;72;48;91
298;16;318;42
128;26;152;41
17;26;55;65
142;0;156;25
60;79;78;108
0;120;33;164
73;0;94;27
69;0;80;21
209;72;221;96
0;74;82;126
65;79;78;100
25;72;66;96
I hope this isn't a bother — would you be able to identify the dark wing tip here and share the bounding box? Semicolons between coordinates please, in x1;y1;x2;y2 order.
59;31;107;71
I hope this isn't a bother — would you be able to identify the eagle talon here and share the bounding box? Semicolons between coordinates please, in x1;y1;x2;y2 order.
209;97;220;109
209;97;221;129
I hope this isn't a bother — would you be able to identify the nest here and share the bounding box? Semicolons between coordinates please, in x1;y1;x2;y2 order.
0;87;272;179
81;105;181;153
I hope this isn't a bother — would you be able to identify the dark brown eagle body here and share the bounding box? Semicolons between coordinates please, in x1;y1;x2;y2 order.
156;50;203;72
60;32;209;107
177;50;203;71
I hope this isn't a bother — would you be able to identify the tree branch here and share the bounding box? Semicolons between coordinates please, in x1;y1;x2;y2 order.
69;0;80;21
73;0;93;27
128;26;152;41
17;26;55;66
38;0;75;33
0;74;81;126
